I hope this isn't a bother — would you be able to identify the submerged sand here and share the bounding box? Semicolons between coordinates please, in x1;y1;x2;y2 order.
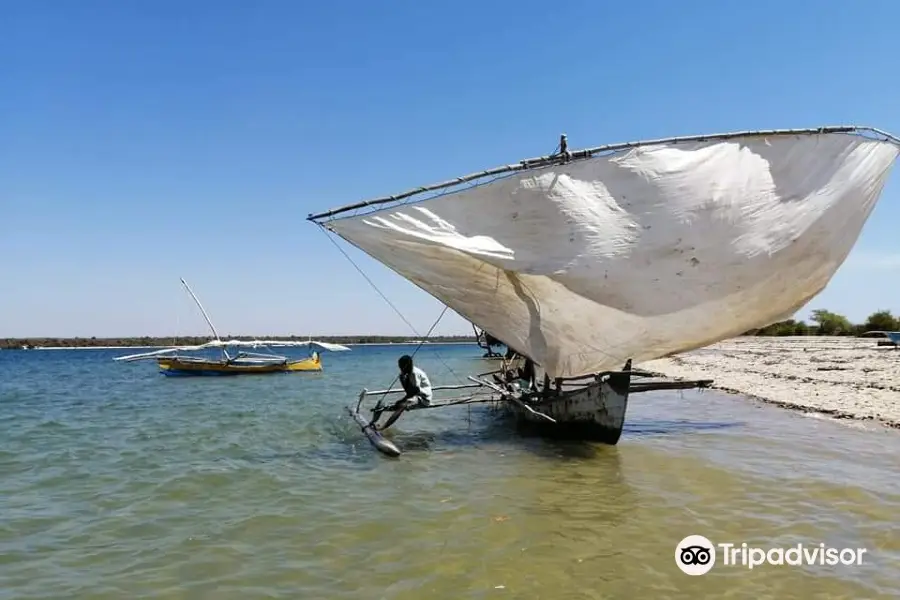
639;336;900;429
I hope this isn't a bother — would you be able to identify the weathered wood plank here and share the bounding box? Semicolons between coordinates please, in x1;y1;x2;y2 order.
629;379;714;394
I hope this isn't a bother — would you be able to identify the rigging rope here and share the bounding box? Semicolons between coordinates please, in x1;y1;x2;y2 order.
317;225;464;398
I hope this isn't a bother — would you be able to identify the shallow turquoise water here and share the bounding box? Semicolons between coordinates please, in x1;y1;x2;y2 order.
1;343;898;599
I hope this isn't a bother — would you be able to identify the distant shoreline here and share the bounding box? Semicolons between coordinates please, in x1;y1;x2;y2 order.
19;342;476;351
1;336;479;350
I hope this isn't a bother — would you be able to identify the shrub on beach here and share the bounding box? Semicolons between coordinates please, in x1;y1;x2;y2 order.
742;309;899;337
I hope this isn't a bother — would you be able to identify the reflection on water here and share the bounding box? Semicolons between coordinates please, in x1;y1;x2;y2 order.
0;345;898;599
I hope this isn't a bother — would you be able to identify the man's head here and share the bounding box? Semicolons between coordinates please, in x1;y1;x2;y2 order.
398;355;413;373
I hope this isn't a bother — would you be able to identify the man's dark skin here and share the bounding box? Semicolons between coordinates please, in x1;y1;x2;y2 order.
377;355;427;431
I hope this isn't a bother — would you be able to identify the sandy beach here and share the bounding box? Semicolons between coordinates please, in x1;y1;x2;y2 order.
639;336;900;429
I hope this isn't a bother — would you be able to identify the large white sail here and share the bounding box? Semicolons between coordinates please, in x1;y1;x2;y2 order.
313;128;899;378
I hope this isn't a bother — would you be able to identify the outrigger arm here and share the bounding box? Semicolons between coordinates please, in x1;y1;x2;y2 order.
466;376;556;423
345;383;498;457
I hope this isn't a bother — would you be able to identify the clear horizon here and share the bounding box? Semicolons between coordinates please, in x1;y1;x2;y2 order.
3;1;900;337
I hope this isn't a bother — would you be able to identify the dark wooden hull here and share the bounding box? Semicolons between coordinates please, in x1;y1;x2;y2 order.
501;360;633;445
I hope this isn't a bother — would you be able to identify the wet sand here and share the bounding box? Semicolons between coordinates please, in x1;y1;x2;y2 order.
640;336;900;429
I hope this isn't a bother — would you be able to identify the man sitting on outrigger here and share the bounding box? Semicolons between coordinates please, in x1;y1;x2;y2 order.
374;354;433;431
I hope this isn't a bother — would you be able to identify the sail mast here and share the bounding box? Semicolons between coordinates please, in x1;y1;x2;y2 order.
179;277;228;360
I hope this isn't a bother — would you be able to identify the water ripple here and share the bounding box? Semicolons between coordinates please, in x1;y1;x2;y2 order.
0;346;898;598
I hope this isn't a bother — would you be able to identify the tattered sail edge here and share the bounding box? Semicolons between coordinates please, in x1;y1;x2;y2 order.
307;126;900;223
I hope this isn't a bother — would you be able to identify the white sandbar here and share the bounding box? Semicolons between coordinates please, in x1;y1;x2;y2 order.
639;337;900;428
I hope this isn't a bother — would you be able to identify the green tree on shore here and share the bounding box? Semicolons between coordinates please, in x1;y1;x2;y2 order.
809;309;854;336
748;319;811;336
739;308;898;338
863;309;899;332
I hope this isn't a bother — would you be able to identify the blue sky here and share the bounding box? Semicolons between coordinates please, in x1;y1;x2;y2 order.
2;0;899;338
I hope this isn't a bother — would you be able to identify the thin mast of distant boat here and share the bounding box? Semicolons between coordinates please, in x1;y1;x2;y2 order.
113;278;351;363
177;277;231;361
180;277;221;342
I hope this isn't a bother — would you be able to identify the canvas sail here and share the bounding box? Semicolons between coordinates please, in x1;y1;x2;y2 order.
315;128;899;379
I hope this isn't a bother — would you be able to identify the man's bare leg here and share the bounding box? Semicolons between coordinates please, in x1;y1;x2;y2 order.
377;400;410;431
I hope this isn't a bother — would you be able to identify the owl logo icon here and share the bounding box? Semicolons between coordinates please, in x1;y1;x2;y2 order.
676;535;716;575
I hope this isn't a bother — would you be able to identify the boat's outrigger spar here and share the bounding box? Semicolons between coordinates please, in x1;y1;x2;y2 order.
308;126;900;456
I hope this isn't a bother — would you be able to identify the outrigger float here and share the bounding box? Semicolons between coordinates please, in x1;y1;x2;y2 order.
308;126;900;456
114;278;350;376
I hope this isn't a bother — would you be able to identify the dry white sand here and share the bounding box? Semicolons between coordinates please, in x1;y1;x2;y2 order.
639;337;900;429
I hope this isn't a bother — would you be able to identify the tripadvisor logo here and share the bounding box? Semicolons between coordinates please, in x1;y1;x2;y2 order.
676;535;716;576
675;535;867;575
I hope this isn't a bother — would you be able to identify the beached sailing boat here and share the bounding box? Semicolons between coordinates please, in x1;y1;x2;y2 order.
307;126;900;456
114;278;351;376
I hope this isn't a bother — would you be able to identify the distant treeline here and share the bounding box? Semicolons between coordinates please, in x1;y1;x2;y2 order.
742;309;899;337
5;308;898;349
1;334;477;350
